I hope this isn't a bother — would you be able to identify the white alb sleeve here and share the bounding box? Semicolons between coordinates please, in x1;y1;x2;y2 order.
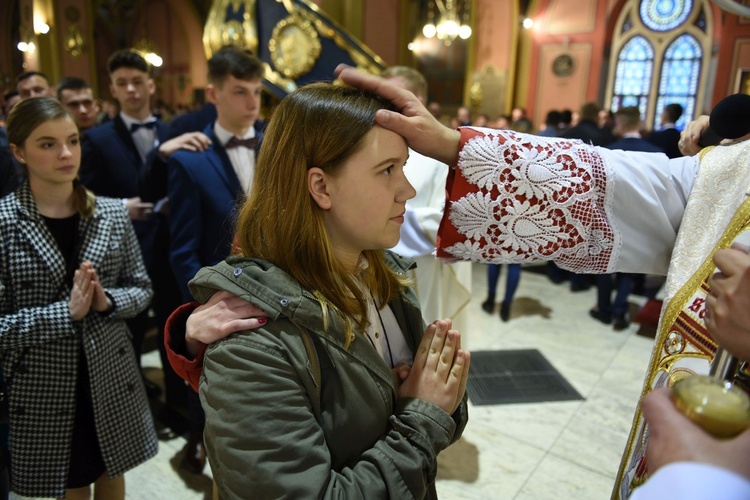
598;150;699;274
630;462;750;500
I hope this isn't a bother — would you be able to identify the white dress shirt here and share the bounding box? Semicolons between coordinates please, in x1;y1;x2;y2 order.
356;257;411;369
213;122;257;194
120;112;158;164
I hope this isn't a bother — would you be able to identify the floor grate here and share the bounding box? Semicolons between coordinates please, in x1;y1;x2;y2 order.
465;349;584;405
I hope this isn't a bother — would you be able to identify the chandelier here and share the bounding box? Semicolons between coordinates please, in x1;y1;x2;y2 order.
422;0;472;46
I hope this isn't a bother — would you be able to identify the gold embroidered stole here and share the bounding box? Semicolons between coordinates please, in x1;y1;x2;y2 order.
613;140;750;499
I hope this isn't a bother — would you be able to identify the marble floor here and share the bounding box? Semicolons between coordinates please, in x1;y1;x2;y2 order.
119;263;656;499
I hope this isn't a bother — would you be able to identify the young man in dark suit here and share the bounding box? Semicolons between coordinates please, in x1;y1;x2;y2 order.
168;47;264;302
165;45;265;474
607;106;665;154
563;101;615;147
15;71;52;100
80;50;162;223
647;103;683;159
79;50;183;415
56;77;101;133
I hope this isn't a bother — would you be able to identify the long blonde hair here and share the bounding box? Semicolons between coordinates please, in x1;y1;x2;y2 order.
6;97;95;217
236;83;409;344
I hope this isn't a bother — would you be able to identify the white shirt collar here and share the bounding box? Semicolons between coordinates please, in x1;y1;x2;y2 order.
214;121;256;147
120;112;156;129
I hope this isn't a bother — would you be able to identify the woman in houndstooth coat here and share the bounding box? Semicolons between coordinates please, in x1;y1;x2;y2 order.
0;97;157;498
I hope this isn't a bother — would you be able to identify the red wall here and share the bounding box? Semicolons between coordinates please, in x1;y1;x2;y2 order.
362;0;401;66
523;0;609;129
712;8;750;104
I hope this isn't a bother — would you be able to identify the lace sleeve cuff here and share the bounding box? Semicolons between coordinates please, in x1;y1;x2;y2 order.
437;127;618;274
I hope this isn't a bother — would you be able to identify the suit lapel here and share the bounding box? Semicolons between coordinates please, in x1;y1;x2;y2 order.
205;128;242;196
155;120;169;150
113;116;143;168
211;147;243;196
253;120;266;157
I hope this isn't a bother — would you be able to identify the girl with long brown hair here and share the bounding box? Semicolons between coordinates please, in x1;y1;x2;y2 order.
176;83;470;498
1;97;156;499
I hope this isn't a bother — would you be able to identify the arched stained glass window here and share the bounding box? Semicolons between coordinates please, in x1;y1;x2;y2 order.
640;0;693;31
608;0;710;130
612;36;654;117
654;34;701;129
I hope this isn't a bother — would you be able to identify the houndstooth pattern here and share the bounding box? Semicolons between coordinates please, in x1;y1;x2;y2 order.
0;183;157;497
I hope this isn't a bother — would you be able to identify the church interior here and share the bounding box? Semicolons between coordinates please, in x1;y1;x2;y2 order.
3;0;750;499
6;0;750;130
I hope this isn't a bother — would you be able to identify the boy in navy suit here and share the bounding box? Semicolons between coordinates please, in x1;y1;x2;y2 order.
56;77;101;133
167;47;264;302
79;50;184;421
607;106;664;154
80;50;161;225
15;71;52;100
647;103;684;159
165;45;265;474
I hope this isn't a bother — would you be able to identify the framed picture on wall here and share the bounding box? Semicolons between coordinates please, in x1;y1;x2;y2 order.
552;54;575;77
736;68;750;95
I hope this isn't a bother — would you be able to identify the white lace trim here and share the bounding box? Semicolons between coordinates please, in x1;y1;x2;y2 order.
443;129;619;273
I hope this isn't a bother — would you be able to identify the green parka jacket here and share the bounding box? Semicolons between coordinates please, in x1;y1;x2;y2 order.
190;252;469;499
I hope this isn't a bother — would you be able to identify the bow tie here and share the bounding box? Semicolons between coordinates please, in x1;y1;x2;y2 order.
130;121;157;133
225;136;259;150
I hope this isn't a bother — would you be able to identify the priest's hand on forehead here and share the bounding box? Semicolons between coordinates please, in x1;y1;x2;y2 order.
335;64;461;166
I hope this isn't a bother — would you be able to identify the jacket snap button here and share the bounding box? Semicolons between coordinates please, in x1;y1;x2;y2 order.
233;268;242;277
280;297;289;307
